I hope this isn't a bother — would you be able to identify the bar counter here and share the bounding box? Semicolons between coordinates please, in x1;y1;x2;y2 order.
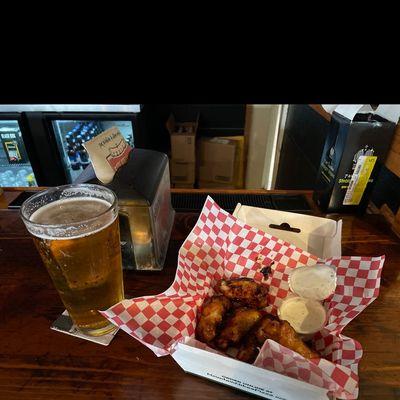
0;188;399;400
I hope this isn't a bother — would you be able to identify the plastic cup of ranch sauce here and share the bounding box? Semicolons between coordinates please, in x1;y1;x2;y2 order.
278;264;337;337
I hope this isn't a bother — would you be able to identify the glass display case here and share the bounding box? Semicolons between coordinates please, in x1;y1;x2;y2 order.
0;120;37;187
52;119;134;183
0;105;142;187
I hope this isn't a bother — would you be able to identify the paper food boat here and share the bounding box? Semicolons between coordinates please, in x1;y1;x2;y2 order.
102;197;384;400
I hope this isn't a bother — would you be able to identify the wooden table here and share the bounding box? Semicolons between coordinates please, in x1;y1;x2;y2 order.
0;189;399;400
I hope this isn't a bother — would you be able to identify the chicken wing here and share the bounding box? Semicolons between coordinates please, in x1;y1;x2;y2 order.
215;278;268;308
215;307;263;350
196;295;231;344
237;316;319;363
279;321;319;359
237;314;281;363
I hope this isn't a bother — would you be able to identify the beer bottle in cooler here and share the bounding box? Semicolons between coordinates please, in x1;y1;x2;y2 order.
78;144;90;170
75;122;83;133
68;149;81;171
95;122;102;135
71;127;78;139
65;132;73;145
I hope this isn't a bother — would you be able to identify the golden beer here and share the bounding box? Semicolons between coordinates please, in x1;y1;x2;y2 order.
21;185;124;336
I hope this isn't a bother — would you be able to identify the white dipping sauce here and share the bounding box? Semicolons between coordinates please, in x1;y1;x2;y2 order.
289;264;337;301
278;297;327;335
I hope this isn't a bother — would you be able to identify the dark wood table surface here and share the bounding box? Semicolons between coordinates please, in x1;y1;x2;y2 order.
0;189;399;400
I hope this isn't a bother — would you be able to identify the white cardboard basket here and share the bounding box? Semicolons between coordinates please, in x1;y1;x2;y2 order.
171;338;329;400
233;204;342;259
170;205;343;399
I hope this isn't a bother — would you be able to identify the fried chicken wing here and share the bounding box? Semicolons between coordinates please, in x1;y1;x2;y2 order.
215;278;269;308
196;277;320;363
196;295;231;344
237;314;281;363
216;307;263;350
236;334;259;363
256;316;281;342
279;321;319;359
237;317;319;363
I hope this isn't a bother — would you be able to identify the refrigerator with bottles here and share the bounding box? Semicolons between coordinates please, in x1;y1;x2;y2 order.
0;105;143;187
51;118;135;183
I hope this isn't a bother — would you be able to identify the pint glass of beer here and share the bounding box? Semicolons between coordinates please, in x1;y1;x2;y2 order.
21;184;124;336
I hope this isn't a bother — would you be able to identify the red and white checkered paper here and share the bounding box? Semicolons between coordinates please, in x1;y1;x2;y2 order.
101;197;384;400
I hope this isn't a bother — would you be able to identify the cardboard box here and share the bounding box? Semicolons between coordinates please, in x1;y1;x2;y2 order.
225;135;245;188
233;203;342;259
198;136;244;188
166;114;199;163
198;137;235;184
170;160;195;184
313;105;399;213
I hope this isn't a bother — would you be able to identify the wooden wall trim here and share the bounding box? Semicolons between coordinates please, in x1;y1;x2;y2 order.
243;104;252;187
385;123;400;178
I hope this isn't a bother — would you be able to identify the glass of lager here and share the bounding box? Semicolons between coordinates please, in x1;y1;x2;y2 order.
21;184;124;336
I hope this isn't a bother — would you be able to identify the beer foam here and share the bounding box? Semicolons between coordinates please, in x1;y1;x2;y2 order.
30;197;116;240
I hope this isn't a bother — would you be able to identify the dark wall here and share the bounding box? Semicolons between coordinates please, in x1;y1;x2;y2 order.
275;105;330;189
140;104;246;154
371;165;400;214
167;104;245;136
